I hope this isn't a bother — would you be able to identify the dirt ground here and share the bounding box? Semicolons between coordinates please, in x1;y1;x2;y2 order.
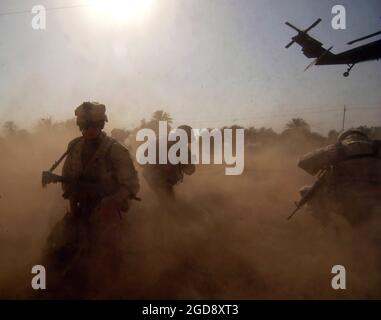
1;130;381;299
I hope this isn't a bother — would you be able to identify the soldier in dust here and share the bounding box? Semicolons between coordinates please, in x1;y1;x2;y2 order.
111;128;130;145
142;125;196;199
43;102;139;297
297;128;381;226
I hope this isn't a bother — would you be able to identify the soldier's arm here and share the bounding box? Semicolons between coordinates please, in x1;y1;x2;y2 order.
110;142;140;196
298;143;343;175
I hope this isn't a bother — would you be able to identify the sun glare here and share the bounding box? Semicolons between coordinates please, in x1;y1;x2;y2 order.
91;0;154;23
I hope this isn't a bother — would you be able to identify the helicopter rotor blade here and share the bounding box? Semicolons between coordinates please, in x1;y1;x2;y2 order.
285;19;322;49
347;31;381;45
285;21;301;33
285;40;295;49
304;18;322;33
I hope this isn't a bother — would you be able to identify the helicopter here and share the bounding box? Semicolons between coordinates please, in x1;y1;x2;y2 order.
285;18;381;77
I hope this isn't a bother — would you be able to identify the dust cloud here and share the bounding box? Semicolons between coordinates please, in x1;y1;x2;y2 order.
1;122;381;299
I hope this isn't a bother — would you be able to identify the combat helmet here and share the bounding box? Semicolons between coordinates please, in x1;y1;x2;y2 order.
338;128;369;142
75;102;108;129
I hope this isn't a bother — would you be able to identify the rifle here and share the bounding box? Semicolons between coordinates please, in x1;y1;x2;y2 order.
41;171;141;202
287;169;328;220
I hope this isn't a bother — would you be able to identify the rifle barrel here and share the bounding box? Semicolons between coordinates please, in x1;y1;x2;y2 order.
287;205;300;220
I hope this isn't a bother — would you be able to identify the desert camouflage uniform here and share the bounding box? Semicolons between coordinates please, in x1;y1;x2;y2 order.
62;132;139;207
44;102;139;296
142;126;196;198
298;129;381;226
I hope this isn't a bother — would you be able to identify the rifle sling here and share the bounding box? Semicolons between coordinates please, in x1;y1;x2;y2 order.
49;137;82;173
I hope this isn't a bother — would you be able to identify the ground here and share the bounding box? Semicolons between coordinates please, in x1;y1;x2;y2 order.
1;132;381;299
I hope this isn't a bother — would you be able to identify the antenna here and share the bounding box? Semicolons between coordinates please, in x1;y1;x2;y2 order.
342;105;346;131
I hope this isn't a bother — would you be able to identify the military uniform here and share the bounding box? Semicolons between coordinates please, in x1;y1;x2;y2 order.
142;139;195;197
298;129;381;226
142;126;196;198
62;132;139;208
44;102;139;297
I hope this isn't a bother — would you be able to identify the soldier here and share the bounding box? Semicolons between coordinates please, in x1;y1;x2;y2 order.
297;128;381;226
111;128;130;145
43;102;139;296
142;125;196;199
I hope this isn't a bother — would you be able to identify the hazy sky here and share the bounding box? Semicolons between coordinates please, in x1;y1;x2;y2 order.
0;0;380;133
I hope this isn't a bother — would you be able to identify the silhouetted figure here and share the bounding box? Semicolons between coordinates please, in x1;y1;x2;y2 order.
42;102;139;297
298;128;381;226
142;125;196;200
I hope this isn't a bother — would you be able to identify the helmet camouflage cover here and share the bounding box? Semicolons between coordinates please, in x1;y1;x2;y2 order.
337;128;369;142
75;102;108;126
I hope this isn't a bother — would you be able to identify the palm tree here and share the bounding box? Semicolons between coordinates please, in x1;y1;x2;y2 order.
284;118;310;132
151;110;173;125
2;121;18;136
149;110;173;134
